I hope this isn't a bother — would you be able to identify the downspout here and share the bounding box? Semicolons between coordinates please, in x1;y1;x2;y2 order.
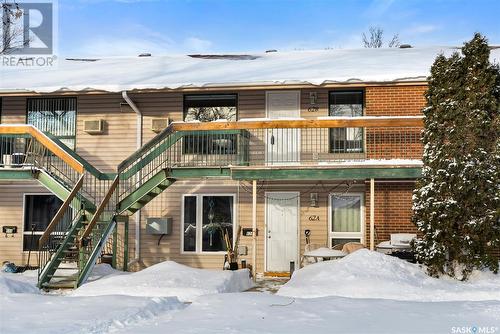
122;90;142;267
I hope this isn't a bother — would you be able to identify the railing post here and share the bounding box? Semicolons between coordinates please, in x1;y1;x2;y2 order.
370;178;375;251
252;179;257;281
112;223;118;268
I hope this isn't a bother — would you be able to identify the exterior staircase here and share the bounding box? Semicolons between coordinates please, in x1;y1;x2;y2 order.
0;124;204;289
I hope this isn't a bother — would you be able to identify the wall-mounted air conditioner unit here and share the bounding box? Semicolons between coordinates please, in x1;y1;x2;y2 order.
83;119;104;134
151;118;169;133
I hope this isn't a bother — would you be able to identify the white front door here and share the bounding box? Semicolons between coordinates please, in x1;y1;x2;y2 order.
266;91;301;164
266;192;299;272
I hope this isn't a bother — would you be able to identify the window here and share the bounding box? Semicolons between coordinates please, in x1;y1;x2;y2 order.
183;94;237;155
329;91;363;153
27;98;77;150
329;193;363;247
23;194;69;251
182;194;235;253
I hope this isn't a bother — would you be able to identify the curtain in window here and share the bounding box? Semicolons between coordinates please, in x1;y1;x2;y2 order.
27;98;77;149
331;196;361;233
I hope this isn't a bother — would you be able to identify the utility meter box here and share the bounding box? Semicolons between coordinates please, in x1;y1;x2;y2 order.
146;218;172;235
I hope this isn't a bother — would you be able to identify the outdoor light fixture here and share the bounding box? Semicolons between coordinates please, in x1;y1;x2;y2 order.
309;92;318;105
310;193;318;207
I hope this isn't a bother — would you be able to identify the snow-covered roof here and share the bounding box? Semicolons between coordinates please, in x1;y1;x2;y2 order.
1;47;499;93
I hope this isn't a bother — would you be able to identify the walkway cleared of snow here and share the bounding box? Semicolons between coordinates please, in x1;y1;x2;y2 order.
278;249;500;301
71;261;253;302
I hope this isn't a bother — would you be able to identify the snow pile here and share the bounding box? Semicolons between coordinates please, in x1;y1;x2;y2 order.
118;293;500;334
1;294;183;334
0;275;39;295
86;263;126;282
278;249;500;301
2;47;500;93
72;261;253;302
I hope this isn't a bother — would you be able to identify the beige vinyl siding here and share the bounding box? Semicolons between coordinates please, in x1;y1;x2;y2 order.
130;179;239;271
131;179;364;273
236;181;365;273
76;94;137;172
0;181;51;265
1;96;26;123
130;92;184;143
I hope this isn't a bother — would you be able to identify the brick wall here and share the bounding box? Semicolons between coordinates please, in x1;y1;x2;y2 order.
364;85;427;160
365;181;418;246
365;85;427;116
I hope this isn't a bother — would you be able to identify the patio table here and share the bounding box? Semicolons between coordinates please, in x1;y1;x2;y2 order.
302;247;348;263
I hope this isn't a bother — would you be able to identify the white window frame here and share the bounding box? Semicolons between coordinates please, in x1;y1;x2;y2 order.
181;193;237;254
328;192;365;247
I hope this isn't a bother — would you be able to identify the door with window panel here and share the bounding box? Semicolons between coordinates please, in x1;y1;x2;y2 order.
265;91;301;165
329;193;364;247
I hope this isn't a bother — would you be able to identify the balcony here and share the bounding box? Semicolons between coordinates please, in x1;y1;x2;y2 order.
124;116;423;166
114;116;423;195
0;117;424;188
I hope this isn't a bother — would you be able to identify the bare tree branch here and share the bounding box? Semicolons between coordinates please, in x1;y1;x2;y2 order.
388;34;400;48
1;0;31;55
362;26;400;48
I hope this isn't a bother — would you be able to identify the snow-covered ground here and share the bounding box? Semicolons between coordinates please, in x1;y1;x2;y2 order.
278;249;500;301
72;261;254;302
119;293;500;334
1;253;499;334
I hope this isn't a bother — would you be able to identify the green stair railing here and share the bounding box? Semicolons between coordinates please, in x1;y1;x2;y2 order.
117;123;250;205
0;125;120;288
77;175;119;286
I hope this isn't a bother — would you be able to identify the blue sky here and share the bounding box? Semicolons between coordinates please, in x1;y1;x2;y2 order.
58;0;500;57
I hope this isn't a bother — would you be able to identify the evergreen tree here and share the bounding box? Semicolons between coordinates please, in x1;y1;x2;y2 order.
412;33;500;280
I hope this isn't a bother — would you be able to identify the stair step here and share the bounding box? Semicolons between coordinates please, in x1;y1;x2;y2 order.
62;250;79;253
139;194;154;203
42;281;76;289
47;274;77;278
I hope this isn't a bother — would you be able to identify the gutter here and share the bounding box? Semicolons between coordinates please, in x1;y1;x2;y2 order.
122;90;142;268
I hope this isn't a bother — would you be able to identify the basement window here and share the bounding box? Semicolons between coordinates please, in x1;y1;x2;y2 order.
182;194;235;253
23;194;68;251
183;94;237;155
329;91;364;153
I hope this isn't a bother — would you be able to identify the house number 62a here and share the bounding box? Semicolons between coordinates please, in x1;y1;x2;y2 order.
308;215;320;221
